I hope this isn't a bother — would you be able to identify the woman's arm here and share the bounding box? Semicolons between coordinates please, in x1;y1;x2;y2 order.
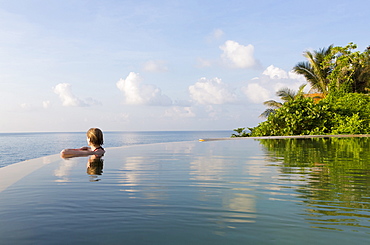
60;148;96;158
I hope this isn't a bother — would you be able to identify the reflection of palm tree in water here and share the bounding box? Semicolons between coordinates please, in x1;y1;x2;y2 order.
87;155;104;181
258;137;370;230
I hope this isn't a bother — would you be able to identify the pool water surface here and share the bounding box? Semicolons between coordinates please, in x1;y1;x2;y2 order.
0;138;369;244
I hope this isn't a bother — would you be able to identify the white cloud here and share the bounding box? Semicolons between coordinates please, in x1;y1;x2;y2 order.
242;65;308;104
53;83;85;107
212;29;224;39
20;103;31;109
205;105;221;120
288;70;306;83
262;65;308;92
18;101;50;110
53;83;100;107
84;97;102;106
143;60;168;72
220;40;258;69
116;72;172;106
242;83;270;104
262;65;289;79
173;99;192;107
164;106;195;118
42;100;51;109
263;65;306;83
206;28;224;43
189;77;237;105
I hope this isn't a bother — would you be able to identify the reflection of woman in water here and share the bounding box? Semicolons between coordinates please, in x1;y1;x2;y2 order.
87;155;104;181
60;128;105;158
87;155;104;175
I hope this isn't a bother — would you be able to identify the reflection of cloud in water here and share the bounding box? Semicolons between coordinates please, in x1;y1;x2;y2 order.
118;156;167;201
189;156;228;182
244;158;270;177
163;143;195;154
54;159;77;183
225;194;256;223
190;155;256;223
118;156;143;186
116;143;266;224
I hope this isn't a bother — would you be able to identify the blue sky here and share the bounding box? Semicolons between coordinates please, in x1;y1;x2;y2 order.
0;0;369;132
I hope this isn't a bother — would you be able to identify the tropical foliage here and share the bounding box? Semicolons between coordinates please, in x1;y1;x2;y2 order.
234;43;370;137
250;92;370;136
252;96;333;136
260;84;306;118
231;127;249;137
293;45;333;94
324;43;370;94
329;93;370;134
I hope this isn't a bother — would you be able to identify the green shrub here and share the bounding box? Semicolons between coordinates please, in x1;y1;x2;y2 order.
251;97;333;136
250;93;370;136
330;113;364;134
328;93;370;134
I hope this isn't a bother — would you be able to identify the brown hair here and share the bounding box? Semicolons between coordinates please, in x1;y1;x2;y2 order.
87;128;104;146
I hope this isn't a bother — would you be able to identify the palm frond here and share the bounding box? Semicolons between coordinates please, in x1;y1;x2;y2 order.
259;108;276;118
293;62;318;85
297;84;307;97
293;45;333;94
263;100;283;109
276;88;296;102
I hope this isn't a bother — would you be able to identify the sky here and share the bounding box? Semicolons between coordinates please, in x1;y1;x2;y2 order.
0;0;369;132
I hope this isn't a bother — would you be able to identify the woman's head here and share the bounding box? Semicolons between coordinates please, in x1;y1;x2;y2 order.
87;128;104;146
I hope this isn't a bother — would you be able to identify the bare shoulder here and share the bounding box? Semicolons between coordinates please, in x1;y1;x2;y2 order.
94;148;105;156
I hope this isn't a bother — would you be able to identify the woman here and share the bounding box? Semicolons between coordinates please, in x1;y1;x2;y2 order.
60;128;105;158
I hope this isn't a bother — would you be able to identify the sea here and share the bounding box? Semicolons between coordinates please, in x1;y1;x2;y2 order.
0;130;232;168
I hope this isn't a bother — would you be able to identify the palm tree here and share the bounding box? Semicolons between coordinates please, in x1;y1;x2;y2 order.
351;47;370;93
231;127;246;137
293;45;333;94
260;84;306;118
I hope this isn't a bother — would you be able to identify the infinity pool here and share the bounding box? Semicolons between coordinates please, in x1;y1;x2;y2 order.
0;138;369;244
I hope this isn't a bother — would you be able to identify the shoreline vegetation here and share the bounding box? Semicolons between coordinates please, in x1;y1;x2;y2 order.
232;43;370;138
201;134;370;142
